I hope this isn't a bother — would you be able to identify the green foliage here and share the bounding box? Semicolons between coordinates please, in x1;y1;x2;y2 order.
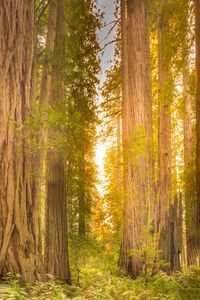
101;63;121;140
174;267;200;299
93;51;122;251
65;0;101;235
1;253;200;300
0;275;72;299
0;274;29;300
34;0;101;238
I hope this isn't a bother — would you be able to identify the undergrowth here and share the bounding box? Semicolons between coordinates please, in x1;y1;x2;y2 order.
0;239;200;299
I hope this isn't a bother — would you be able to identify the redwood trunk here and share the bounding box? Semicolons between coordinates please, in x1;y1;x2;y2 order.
45;0;71;283
120;0;153;277
157;0;172;269
157;0;183;272
183;66;197;266
40;0;58;109
0;0;41;282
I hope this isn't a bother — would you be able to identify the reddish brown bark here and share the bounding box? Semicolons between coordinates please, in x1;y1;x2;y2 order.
120;0;153;277
157;0;183;272
183;66;197;266
45;0;71;283
0;0;41;282
157;0;171;247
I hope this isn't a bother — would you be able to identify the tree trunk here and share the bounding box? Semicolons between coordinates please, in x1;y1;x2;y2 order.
45;151;70;282
167;195;182;271
183;66;196;266
117;116;122;199
157;0;172;270
34;0;58;256
174;194;183;270
120;0;153;277
183;69;193;172
145;2;156;228
45;0;71;283
0;0;41;283
116;116;122;232
40;0;58;109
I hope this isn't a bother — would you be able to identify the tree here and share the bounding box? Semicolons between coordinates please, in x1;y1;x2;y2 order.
181;2;197;266
44;0;71;283
184;65;197;265
0;0;41;282
156;0;188;272
157;0;172;269
119;0;153;277
65;0;100;237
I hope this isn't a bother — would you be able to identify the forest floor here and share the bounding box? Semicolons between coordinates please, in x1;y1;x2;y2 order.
0;239;200;300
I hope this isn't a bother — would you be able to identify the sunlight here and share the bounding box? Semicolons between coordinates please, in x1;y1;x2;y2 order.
2;0;200;295
95;142;106;196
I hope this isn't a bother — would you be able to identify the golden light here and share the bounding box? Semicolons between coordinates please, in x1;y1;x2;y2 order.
95;142;107;196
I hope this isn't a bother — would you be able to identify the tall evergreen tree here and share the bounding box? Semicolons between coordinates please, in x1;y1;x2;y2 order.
120;0;154;277
0;0;41;282
157;0;172;269
66;0;100;237
181;1;197;267
44;0;71;283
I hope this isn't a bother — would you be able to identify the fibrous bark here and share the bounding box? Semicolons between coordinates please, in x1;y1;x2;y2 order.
120;0;153;277
157;0;182;272
183;65;197;266
157;0;171;253
0;0;41;282
45;0;71;283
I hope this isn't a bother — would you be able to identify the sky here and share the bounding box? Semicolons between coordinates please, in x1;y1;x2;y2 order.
95;0;117;195
97;0;116;83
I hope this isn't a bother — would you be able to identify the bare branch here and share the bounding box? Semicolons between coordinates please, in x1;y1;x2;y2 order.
36;0;51;24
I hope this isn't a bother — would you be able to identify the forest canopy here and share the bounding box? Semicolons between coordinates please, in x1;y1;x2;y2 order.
0;0;200;299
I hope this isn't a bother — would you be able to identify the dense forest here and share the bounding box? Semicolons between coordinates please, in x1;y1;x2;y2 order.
0;0;200;299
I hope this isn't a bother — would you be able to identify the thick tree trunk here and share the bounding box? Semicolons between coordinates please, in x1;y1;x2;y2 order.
40;0;58;109
45;151;70;281
116;116;122;232
157;0;183;272
117;116;122;193
175;195;183;270
31;0;58;269
157;0;172;269
0;0;41;282
120;0;153;277
183;66;197;266
145;3;156;227
45;0;71;283
183;69;193;171
168;195;182;271
34;0;58;257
